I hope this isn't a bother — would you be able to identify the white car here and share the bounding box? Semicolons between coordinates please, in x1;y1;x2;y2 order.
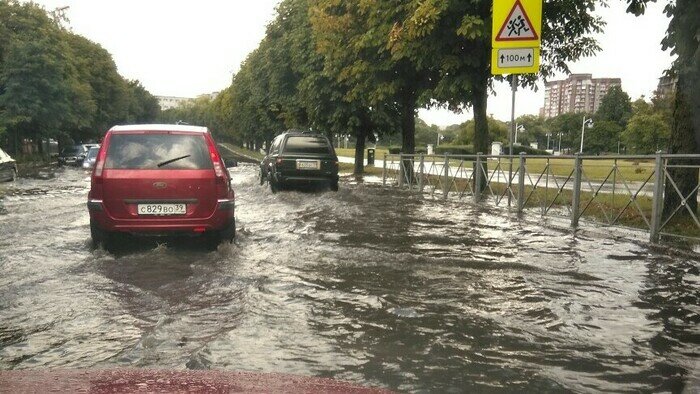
82;146;100;169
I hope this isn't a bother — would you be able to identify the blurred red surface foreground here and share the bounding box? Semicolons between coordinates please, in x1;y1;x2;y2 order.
0;369;393;393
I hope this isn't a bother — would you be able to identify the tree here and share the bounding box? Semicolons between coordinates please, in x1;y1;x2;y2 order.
455;116;508;147
622;113;670;154
585;120;623;154
514;114;550;148
0;1;159;155
546;112;593;153
595;85;632;128
125;80;159;124
0;1;78;154
310;1;434;156
626;0;699;219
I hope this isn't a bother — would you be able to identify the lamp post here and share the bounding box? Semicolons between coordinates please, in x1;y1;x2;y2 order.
557;132;563;153
514;124;525;145
580;116;594;154
546;132;551;150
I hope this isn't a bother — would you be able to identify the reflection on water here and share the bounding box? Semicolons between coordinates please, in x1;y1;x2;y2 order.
0;165;698;392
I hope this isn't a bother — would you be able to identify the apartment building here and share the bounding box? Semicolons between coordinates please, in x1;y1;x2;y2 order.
156;96;193;111
541;74;621;118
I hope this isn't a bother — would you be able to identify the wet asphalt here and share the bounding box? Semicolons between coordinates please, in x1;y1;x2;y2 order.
0;164;698;392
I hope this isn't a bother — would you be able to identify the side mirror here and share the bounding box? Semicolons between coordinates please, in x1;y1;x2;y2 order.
224;158;238;168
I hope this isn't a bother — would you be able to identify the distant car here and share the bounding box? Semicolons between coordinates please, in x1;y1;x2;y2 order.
87;124;236;248
0;148;18;182
260;130;339;192
58;145;89;166
82;146;100;170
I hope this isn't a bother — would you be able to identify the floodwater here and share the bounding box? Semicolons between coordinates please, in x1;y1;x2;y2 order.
0;164;698;393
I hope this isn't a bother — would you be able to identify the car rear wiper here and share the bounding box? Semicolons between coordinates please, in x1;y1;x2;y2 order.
157;155;191;167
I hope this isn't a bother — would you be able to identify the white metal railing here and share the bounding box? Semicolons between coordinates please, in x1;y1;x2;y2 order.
381;153;700;244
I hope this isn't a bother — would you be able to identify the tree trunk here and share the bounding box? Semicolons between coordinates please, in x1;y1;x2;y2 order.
663;74;698;220
472;68;490;192
399;89;416;184
400;91;416;154
354;123;367;175
472;72;490;156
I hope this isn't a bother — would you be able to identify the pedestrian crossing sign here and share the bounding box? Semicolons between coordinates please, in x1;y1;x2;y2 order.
492;0;542;48
491;0;542;74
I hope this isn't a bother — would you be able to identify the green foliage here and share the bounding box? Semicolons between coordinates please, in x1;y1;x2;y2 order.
454;116;508;146
511;145;550;156
583;120;623;154
434;145;473;155
0;1;158;153
595;86;632;128
514;114;550;147
546;112;592;153
622;112;670;154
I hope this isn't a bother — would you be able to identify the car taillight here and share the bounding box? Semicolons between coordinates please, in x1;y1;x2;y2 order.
207;138;230;197
93;145;108;177
208;141;225;178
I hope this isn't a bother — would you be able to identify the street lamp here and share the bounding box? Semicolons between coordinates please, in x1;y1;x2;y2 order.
436;133;444;146
546;132;552;150
514;124;525;145
580;116;594;153
557;132;563;152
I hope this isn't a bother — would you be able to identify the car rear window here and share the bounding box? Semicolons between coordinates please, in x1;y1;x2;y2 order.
105;133;213;170
62;146;81;155
283;136;331;154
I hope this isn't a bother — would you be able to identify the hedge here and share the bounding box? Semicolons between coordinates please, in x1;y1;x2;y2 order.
434;145;474;155
509;145;551;155
388;146;427;154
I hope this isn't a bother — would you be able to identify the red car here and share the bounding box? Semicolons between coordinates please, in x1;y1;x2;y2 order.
87;124;236;248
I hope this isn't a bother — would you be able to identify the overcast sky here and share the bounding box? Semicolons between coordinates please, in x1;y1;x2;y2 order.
31;0;674;126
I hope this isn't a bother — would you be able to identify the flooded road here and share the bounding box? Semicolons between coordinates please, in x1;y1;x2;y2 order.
0;165;698;392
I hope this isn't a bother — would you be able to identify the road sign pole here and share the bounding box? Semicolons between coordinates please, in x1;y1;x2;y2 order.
507;74;517;206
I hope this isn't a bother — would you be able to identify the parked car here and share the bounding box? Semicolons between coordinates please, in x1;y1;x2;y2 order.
82;146;100;170
0;147;18;182
260;130;339;192
58;145;89;166
87;124;236;248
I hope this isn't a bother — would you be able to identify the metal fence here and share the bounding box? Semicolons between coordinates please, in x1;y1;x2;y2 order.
381;153;700;244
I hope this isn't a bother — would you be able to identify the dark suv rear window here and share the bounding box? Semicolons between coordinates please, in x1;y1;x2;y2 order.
283;136;331;154
105;133;213;170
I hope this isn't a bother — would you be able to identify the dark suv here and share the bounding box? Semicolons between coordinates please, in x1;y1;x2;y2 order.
260;130;339;192
87;124;236;248
58;145;89;166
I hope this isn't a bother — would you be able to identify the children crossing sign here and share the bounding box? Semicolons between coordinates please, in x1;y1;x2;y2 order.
491;0;542;74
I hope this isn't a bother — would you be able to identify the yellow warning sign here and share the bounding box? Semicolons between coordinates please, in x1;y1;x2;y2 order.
492;0;542;49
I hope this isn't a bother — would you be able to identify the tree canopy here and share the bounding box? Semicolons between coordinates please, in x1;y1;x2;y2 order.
0;0;159;154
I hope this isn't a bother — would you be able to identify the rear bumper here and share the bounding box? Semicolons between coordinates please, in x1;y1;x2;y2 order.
275;172;338;183
88;198;234;234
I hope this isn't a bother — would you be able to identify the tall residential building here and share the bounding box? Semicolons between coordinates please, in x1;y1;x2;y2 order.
654;75;677;100
541;74;621;118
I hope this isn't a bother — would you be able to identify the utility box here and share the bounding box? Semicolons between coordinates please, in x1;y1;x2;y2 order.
367;148;375;166
491;141;503;156
427;144;434;155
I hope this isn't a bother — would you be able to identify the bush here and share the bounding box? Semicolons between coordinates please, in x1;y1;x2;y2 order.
387;146;427;154
434;145;474;155
510;145;550;156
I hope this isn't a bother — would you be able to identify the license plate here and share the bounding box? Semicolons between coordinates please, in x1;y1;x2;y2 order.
137;204;186;215
296;160;320;170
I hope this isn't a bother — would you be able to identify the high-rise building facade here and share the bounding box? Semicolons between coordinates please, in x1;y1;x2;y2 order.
541;74;621;118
